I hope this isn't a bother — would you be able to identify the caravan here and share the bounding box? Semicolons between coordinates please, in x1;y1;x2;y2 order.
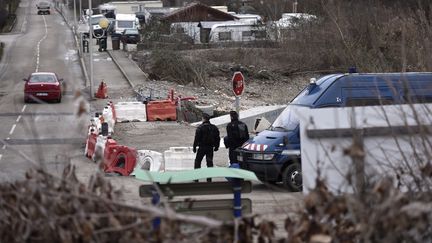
207;22;267;43
115;13;139;35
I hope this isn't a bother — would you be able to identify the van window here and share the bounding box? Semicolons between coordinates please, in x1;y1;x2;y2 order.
117;20;134;28
219;32;231;41
345;97;395;107
271;106;299;131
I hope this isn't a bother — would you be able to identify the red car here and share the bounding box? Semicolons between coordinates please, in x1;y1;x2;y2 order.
23;72;64;103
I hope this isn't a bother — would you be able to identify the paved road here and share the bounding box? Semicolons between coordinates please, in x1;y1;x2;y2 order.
0;0;88;182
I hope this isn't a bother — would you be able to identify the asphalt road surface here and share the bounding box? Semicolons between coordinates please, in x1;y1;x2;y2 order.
0;0;88;182
0;2;304;238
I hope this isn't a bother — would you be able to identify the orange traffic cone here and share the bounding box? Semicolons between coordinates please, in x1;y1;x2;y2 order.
95;81;108;99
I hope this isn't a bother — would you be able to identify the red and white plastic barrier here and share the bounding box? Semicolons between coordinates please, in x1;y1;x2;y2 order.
103;138;137;176
84;133;98;159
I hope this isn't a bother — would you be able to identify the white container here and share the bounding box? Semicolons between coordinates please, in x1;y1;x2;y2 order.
163;147;196;171
133;150;163;174
115;101;147;122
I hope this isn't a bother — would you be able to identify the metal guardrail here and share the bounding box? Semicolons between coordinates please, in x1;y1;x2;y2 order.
140;181;253;222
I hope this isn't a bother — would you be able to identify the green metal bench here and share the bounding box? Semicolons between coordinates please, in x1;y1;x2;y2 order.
135;167;259;225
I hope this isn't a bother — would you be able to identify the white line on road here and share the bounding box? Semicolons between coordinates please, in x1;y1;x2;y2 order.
16;115;22;122
35;15;48;72
21;105;26;113
9;124;16;135
3;138;9;149
0;154;2;161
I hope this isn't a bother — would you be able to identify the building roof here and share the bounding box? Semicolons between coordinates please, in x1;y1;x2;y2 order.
160;2;238;23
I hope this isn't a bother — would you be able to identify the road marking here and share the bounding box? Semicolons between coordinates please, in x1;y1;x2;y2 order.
16;115;21;122
0;112;74;117
4;138;84;145
0;154;2;161
21;105;26;112
9;124;16;135
35;15;48;72
3;138;10;149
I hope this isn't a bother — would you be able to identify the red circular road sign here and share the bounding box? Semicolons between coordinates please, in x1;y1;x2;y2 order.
232;71;245;96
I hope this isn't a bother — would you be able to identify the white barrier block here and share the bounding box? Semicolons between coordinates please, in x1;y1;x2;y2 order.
102;106;115;134
163;147;196;171
115;101;147;122
93;135;107;162
131;150;163;176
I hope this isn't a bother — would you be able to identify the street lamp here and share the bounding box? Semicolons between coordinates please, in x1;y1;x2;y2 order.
89;14;110;99
73;0;77;30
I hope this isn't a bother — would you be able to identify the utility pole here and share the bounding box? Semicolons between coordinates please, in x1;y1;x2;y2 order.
89;0;94;99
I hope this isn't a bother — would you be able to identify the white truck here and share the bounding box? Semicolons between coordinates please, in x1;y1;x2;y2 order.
114;13;139;35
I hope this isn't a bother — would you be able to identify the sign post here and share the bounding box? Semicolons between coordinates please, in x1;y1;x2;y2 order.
232;71;245;116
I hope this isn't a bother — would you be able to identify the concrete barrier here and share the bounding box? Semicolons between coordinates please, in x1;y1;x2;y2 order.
192;105;286;129
163;147;196;171
115;101;147;122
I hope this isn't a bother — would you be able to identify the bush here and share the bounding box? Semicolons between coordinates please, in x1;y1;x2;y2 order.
149;49;209;86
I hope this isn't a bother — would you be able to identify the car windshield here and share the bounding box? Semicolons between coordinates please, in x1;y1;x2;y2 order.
91;16;104;25
269;105;300;131
29;74;56;83
118;21;134;28
38;2;50;7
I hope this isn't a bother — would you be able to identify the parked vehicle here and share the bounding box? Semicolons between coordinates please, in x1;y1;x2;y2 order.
90;14;109;37
121;28;140;44
36;1;50;15
237;71;432;191
23;72;64;103
207;22;267;43
114;13;139;35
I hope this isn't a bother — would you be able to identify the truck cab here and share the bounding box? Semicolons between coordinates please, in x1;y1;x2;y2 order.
237;72;432;191
36;1;50;15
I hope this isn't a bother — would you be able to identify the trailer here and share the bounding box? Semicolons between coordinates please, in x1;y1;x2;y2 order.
108;1;163;15
115;13;139;35
207;22;267;43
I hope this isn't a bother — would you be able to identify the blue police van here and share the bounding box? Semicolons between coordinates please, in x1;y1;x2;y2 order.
237;72;432;191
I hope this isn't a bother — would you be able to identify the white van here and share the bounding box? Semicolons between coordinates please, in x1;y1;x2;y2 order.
115;13;139;35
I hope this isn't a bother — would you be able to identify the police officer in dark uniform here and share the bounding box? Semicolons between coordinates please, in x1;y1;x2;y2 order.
225;111;249;164
193;113;220;182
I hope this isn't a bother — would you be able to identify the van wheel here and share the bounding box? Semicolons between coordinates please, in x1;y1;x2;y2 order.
282;163;302;192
